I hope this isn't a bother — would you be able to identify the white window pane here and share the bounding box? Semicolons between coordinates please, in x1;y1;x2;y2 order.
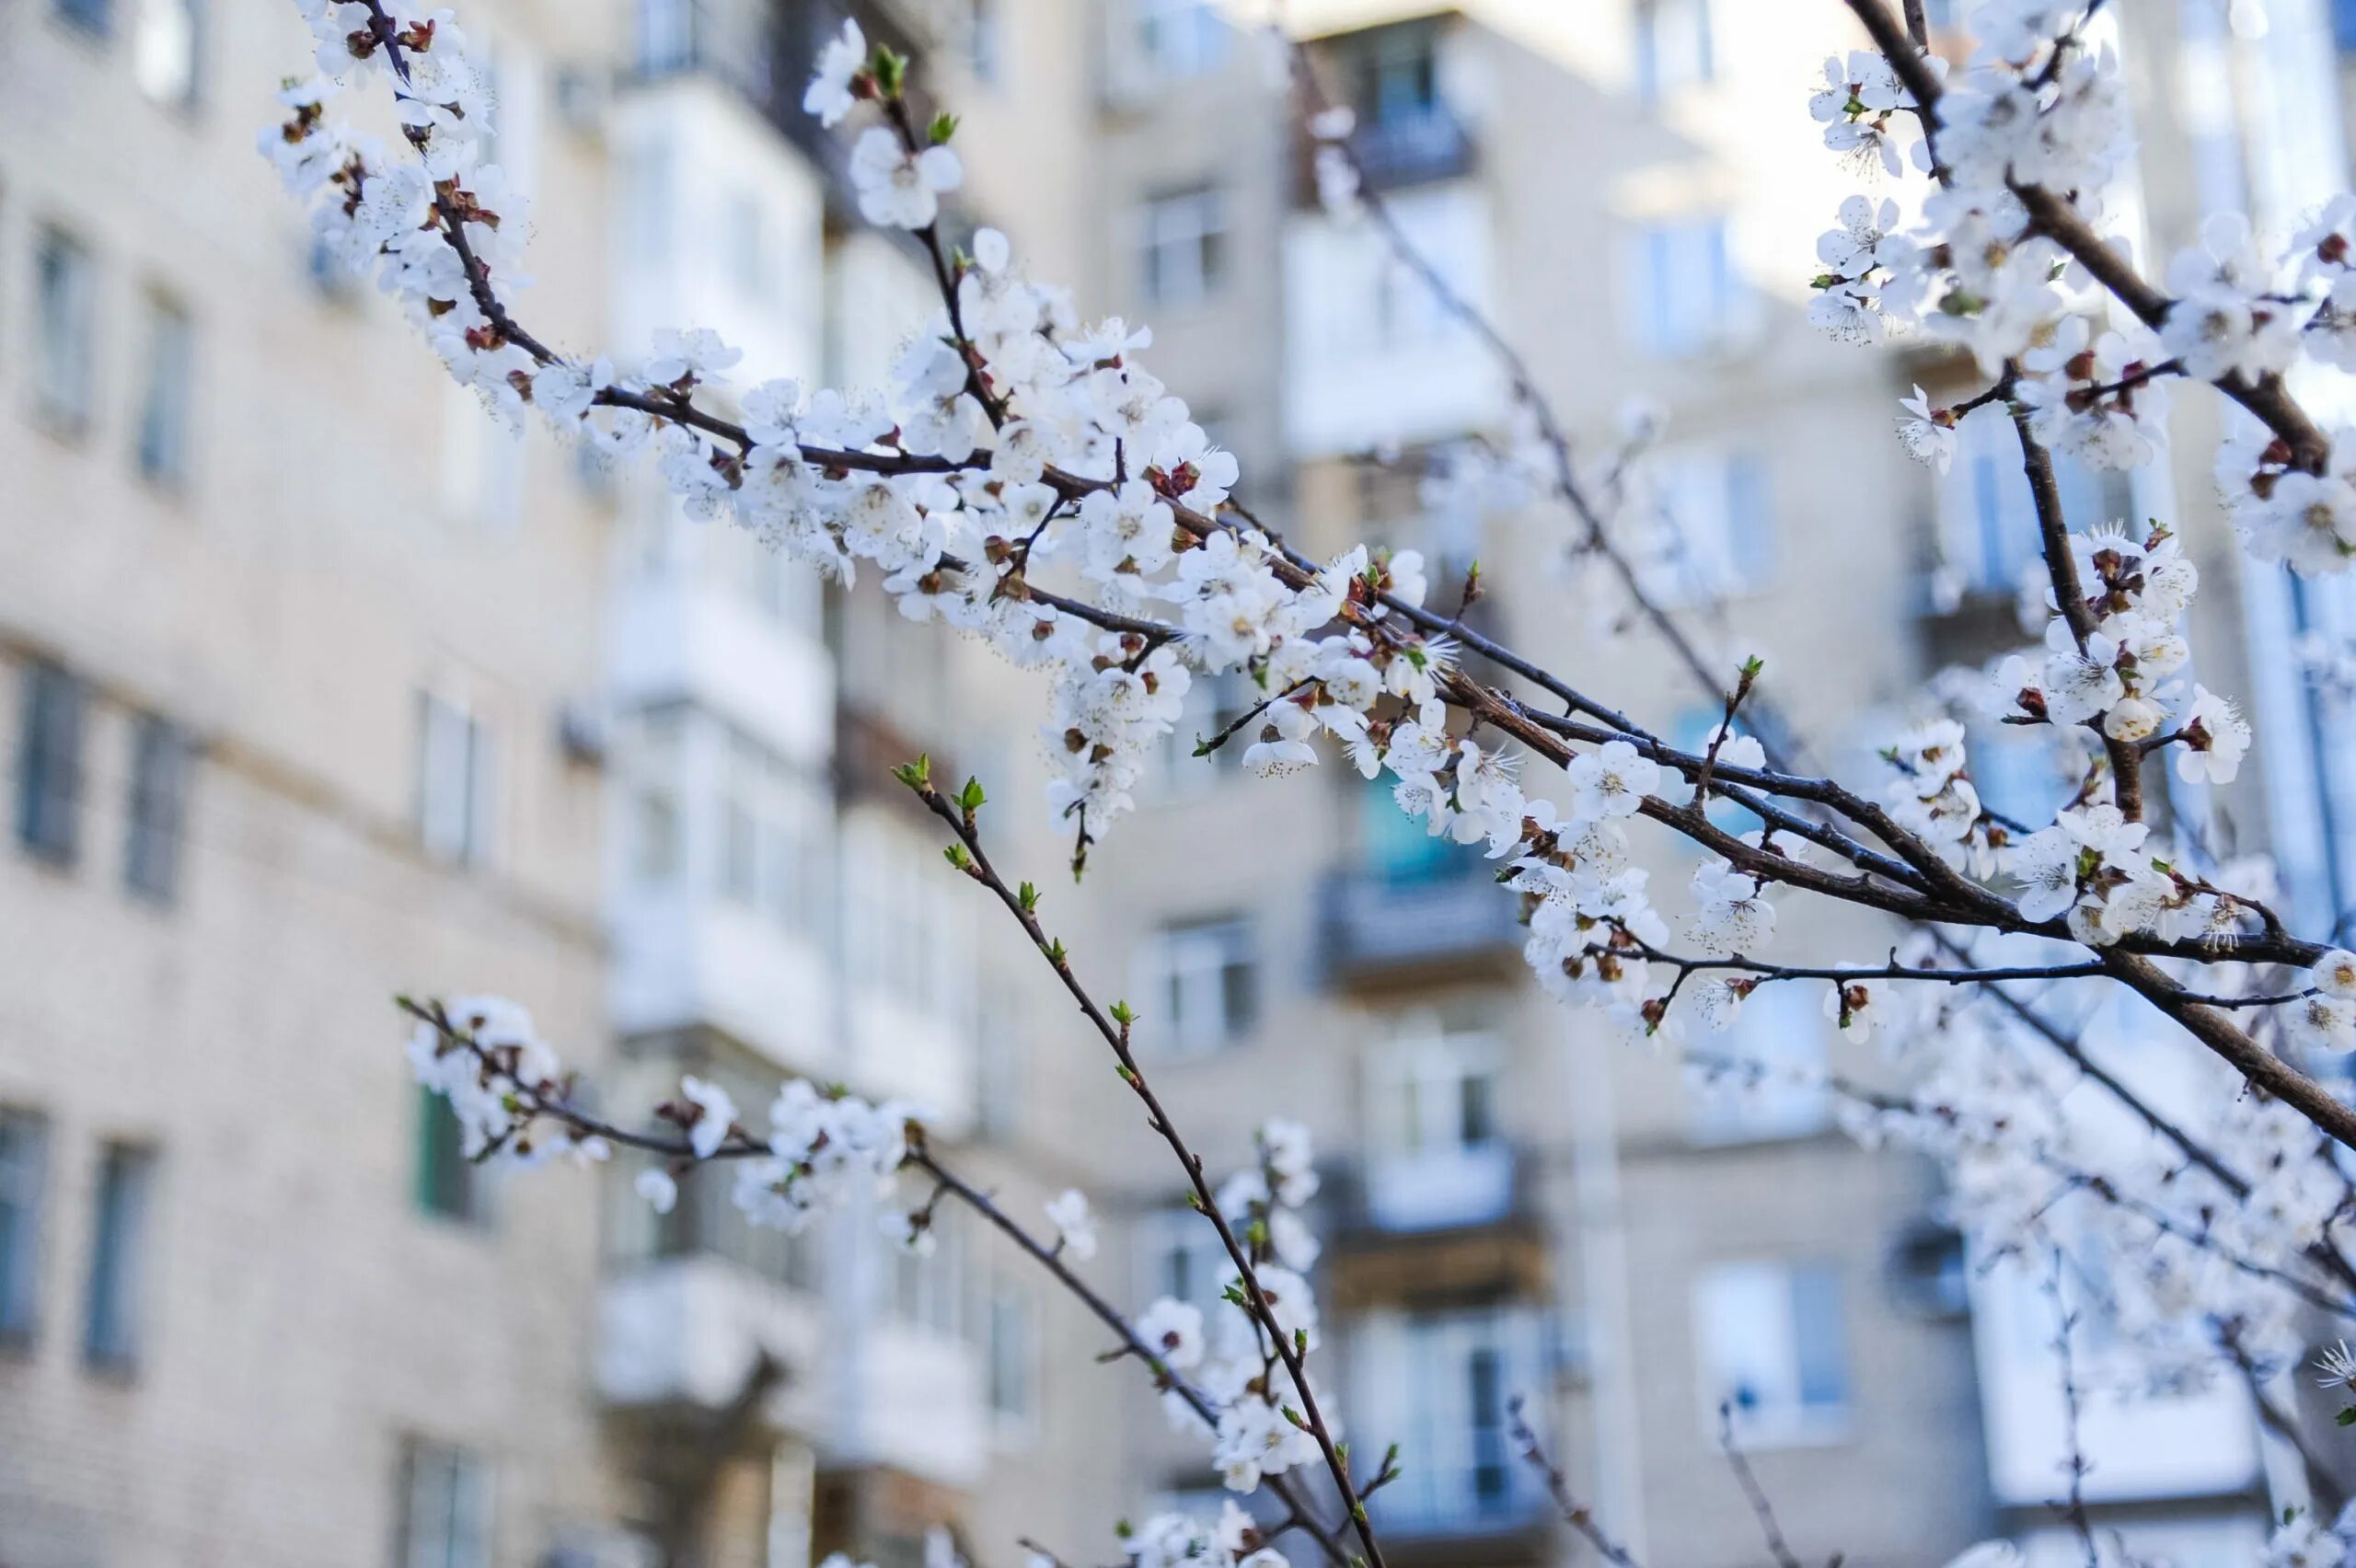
133;0;199;104
36;229;97;426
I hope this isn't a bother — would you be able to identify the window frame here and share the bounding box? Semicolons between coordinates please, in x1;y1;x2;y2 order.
1132;0;1228;80
82;1141;157;1373
415;689;493;869
17;662;87;869
1634;0;1715;104
52;0;111;40
123;711;191;905
1143;916;1256;1056
1138;186;1228;309
1625;212;1738;360
132;0;202;109
133;289;195;488
1692;1259;1853;1448
0;1109;51;1345
33;225;98;433
413;1083;485;1226
397;1436;494;1568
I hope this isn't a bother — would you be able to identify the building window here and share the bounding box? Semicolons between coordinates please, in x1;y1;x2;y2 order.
1686;984;1831;1143
1144;917;1255;1055
719;732;764;906
53;0;110;36
34;226;98;432
124;713;190;905
416;691;492;868
134;292;194;487
635;0;685;73
441;380;522;531
964;0;1001;84
83;1143;156;1371
632;787;680;884
1139;187;1226;307
1940;406;2121;597
1634;0;1714;102
887;1215;963;1336
1693;1261;1851;1447
413;1085;483;1223
1354;1309;1538;1530
627;709;683;885
1635;448;1773;605
1136;1205;1230;1316
1159;670;1252;790
726;192;767;297
17;662;86;868
398;1438;493;1568
1969;723;2062;834
1365;1020;1510;1231
133;0;201;105
0;1110;49;1344
1133;0;1227;78
1627;213;1737;359
847;816;969;1025
985;1283;1034;1424
975;986;1028;1140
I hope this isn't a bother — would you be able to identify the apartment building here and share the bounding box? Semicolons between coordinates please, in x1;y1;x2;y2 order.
7;0;2355;1564
0;0;627;1561
1076;2;2356;1565
577;2;1132;1565
0;0;1124;1563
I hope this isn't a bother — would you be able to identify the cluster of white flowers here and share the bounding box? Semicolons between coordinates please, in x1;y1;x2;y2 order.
1842;996;2352;1384
312;9;2356;1520
1992;521;2250;784
1126;1121;1330;1497
1118;1501;1287;1568
2267;1507;2356;1568
1803;7;2127;371
402;997;610;1167
1807;48;1915;179
405;997;919;1233
1810;7;2356;582
1883;718;1999;874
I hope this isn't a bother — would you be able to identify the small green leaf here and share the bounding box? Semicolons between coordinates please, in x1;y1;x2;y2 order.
2337;1406;2356;1427
957;776;987;812
1110;999;1136;1026
943;843;971;870
929;111;959;145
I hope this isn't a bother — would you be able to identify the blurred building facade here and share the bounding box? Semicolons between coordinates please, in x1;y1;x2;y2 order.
0;0;626;1561
6;0;2356;1567
1074;2;2353;1567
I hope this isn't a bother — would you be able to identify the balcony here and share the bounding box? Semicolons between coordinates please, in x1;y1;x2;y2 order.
1349;1305;1554;1553
598;1253;991;1486
596;1255;829;1420
606;70;827;380
610;571;835;766
1321;864;1523;986
1282;180;1507;456
1324;1153;1546;1310
1350;107;1476;191
1363;1143;1517;1233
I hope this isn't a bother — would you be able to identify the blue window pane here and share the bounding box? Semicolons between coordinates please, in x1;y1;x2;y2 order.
1789;1266;1848;1412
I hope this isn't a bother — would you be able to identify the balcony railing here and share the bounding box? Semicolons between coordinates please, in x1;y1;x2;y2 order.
1321;865;1523;983
1354;107;1475;190
1363;1143;1518;1234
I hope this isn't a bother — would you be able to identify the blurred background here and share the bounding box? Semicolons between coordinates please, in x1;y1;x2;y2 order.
5;0;2356;1564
